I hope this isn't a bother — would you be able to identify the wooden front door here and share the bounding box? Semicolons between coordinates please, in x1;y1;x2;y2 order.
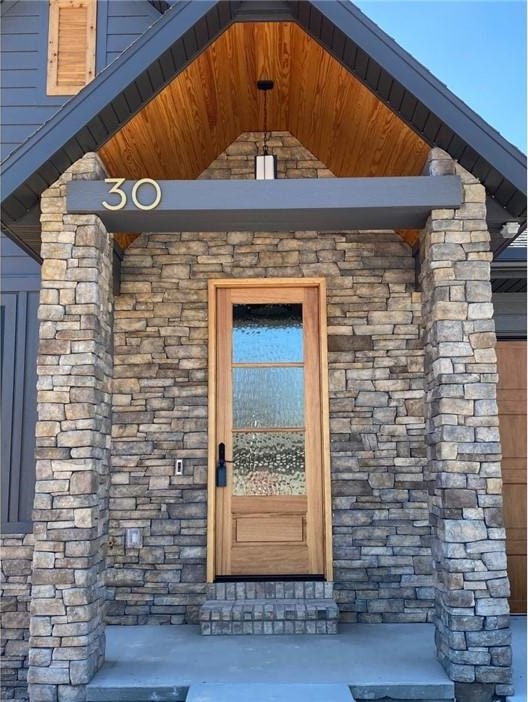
208;280;331;578
497;340;527;613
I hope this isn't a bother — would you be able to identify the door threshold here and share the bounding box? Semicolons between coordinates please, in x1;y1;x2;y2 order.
214;574;325;582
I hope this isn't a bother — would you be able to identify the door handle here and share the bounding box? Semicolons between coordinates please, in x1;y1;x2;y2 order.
216;442;227;487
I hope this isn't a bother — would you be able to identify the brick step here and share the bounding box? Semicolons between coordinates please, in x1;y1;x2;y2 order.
207;580;334;600
200;597;339;635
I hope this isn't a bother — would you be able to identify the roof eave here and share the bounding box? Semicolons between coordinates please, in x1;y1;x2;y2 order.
1;0;526;255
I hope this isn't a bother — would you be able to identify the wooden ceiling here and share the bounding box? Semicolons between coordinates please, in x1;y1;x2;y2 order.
99;22;430;248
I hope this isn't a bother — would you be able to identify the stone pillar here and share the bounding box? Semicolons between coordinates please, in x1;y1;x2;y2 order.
420;149;512;700
29;154;113;702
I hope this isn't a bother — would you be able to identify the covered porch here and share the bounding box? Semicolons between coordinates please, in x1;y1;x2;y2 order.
88;622;454;701
0;3;524;702
87;617;527;701
26;141;514;700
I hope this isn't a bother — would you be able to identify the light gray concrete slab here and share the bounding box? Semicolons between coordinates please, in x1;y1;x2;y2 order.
186;682;355;702
87;623;454;701
87;686;187;701
509;616;527;702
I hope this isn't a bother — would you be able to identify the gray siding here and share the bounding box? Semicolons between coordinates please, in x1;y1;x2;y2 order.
102;0;160;67
1;234;40;532
0;1;64;160
1;0;159;160
1;234;41;289
493;292;527;338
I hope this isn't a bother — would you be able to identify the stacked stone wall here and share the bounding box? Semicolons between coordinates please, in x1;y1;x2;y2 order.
421;149;512;695
1;533;33;700
107;132;433;624
28;154;113;702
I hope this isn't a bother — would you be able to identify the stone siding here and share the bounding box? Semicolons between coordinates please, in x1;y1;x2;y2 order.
1;533;33;700
107;132;433;625
29;153;113;702
421;149;512;694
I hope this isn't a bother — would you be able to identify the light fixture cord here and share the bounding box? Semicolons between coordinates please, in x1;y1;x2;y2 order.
263;89;269;156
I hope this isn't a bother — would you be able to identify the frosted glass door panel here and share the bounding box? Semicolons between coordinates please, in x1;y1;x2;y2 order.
233;304;303;363
233;367;304;428
232;431;306;496
231;302;306;497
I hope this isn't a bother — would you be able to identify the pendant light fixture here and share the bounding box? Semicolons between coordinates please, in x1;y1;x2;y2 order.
255;80;277;180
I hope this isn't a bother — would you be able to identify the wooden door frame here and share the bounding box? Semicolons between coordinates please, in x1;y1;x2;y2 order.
207;278;333;582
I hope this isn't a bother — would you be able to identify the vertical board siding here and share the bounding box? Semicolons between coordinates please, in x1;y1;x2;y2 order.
1;297;17;521
0;234;40;532
19;293;39;525
0;292;39;531
1;0;160;159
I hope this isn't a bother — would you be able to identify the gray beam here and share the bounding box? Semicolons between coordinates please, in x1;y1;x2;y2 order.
66;176;462;233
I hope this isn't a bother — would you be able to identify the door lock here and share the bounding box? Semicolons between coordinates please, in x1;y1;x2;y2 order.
216;442;227;487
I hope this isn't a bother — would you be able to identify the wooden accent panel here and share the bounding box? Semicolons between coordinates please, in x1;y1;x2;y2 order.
303;285;324;573
232;495;307;514
497;340;527;613
114;233;139;249
397;229;420;246
317;278;333;579
99;22;429;247
231;544;310;575
47;0;96;96
497;388;527;416
287;26;428;179
235;515;304;543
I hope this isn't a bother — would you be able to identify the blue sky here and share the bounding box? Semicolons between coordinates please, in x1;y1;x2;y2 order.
354;1;527;153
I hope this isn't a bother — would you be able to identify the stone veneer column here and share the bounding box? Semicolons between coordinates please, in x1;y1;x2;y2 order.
28;154;113;702
421;149;512;700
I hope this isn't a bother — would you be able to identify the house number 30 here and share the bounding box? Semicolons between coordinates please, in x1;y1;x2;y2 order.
102;177;162;211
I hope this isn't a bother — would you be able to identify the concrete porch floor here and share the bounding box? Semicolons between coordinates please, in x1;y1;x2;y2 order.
87;622;454;701
87;618;526;702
